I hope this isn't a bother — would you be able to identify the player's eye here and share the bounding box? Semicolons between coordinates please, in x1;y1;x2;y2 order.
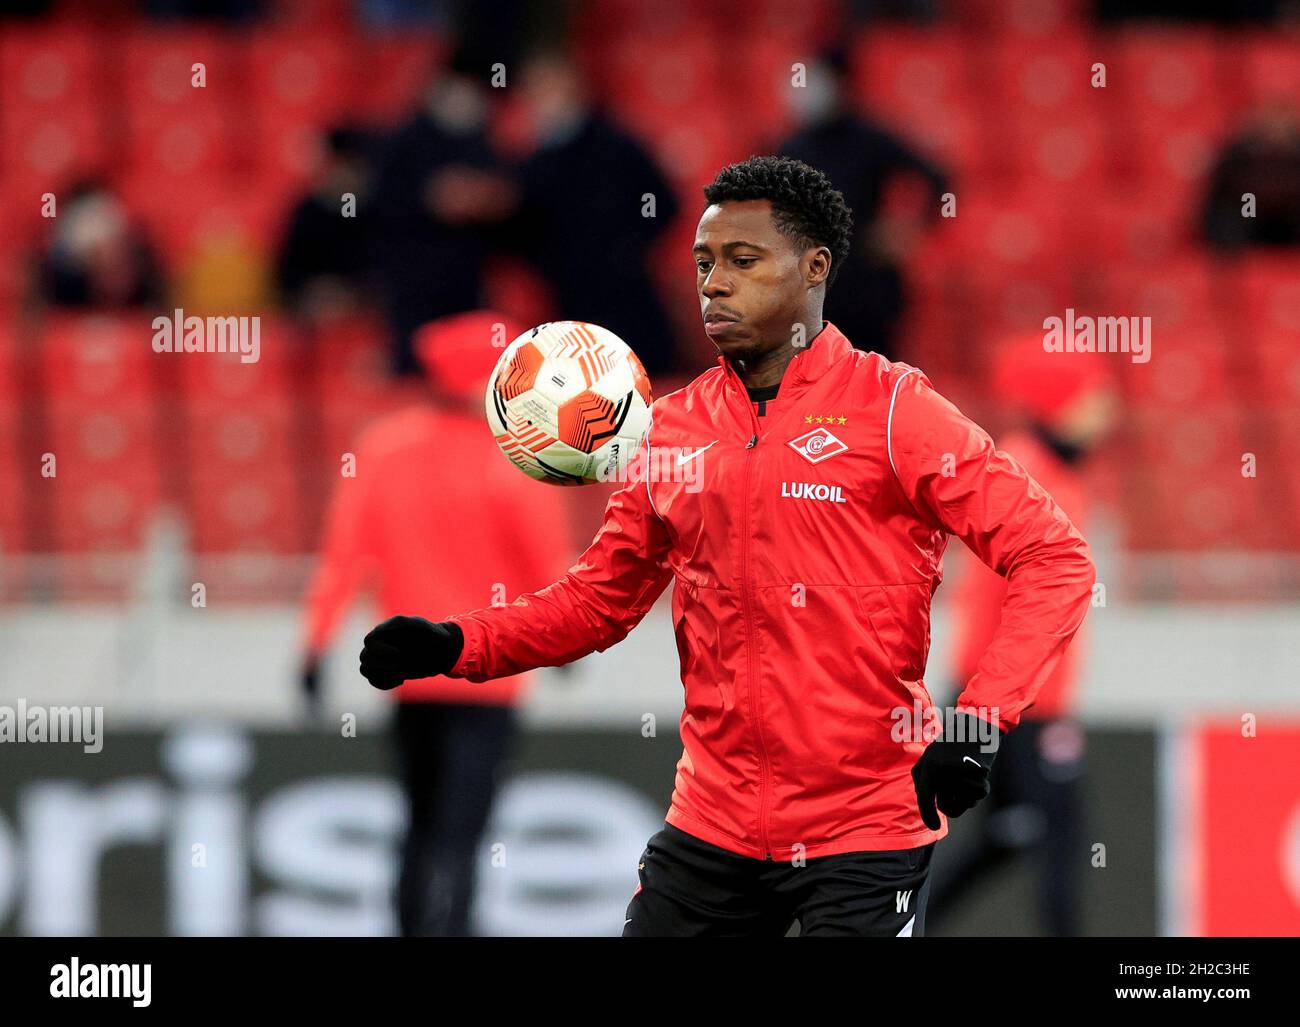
733;257;758;268
696;260;712;273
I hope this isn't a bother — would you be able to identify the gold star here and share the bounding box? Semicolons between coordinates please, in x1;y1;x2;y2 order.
837;416;847;425
638;862;646;870
804;414;813;424
814;415;824;424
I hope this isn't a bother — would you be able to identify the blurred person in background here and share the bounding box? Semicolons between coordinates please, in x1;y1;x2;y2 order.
927;334;1118;937
510;47;682;378
778;45;949;361
1202;99;1300;249
36;179;162;309
369;45;518;377
277;125;379;326
298;310;574;936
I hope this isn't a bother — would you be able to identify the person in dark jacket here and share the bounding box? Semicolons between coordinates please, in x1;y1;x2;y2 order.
778;47;949;361
369;45;518;376
512;49;682;378
276;125;378;324
1201;99;1300;250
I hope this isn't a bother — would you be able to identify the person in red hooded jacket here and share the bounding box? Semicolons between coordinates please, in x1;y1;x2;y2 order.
300;310;574;936
927;332;1117;937
359;158;1096;937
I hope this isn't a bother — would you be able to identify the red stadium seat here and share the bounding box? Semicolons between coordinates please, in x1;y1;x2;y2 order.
1104;31;1232;201
185;466;306;553
0;195;40;305
1274;410;1300;500
1232;254;1300;340
117;170;292;268
728;35;801;149
1082;190;1194;267
1132;406;1244;475
40;399;162;551
1106;29;1226;123
0;25;107;195
554;32;744;193
1233;258;1300;408
1100;255;1229;337
945;186;1082;279
39;313;157;402
120;29;242;180
245;32;356;185
600;35;723;140
1115;324;1232;406
1235;35;1300;104
855;29;970;114
1124;407;1266;549
938;187;1086;350
183;397;306;553
1093;36;1231;207
173;325;299;400
24;315;161;552
0;366;22;554
1250;341;1300;410
1008;113;1108;188
0;319;29;554
979;37;1106;185
185;398;299;470
853;29;985;179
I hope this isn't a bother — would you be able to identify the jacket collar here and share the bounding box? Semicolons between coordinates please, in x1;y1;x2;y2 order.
716;321;852;392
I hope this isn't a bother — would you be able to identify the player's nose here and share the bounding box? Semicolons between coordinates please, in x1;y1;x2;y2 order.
700;272;732;298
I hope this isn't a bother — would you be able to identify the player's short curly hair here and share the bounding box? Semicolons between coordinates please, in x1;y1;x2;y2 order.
702;156;854;288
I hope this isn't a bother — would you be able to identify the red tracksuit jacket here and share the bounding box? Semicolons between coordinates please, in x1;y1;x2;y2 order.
446;323;1095;859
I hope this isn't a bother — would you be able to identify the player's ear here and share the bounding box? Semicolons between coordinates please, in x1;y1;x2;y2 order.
806;246;831;289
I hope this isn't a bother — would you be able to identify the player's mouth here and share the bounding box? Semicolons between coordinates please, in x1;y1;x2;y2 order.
703;310;741;337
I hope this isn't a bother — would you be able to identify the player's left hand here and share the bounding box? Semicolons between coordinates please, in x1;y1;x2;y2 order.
911;713;1000;830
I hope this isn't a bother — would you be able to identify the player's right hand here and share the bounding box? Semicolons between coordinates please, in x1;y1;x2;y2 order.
359;616;464;690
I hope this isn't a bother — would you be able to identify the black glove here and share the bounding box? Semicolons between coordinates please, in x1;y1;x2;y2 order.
300;653;322;712
359;616;464;690
911;712;1000;831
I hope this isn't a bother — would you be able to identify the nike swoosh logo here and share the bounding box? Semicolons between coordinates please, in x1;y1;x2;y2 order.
624;918;632;925
962;756;984;768
677;441;718;466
